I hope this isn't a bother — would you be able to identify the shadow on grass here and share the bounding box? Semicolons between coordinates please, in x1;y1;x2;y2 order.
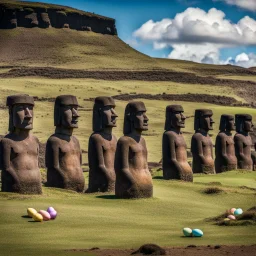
21;215;31;219
96;195;119;200
153;176;163;180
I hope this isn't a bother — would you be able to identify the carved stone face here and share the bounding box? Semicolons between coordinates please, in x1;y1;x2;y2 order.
60;104;79;128
102;105;118;128
170;111;186;129
12;103;33;130
200;114;214;131
226;117;235;131
133;111;149;131
244;119;254;132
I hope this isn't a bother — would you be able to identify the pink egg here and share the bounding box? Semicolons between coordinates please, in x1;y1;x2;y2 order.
230;208;236;214
49;210;57;219
47;207;55;213
39;210;51;221
227;215;236;220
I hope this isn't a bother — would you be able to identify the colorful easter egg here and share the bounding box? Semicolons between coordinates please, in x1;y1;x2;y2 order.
32;213;43;222
224;218;230;221
192;229;203;237
234;208;243;216
183;228;192;237
49;210;57;219
27;208;37;217
47;207;55;213
39;210;51;221
227;215;236;220
230;208;236;214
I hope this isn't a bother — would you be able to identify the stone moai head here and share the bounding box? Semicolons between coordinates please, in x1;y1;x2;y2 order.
165;105;185;131
123;101;148;135
235;114;254;133
93;96;118;132
219;114;235;132
6;94;34;132
54;95;79;129
194;109;214;132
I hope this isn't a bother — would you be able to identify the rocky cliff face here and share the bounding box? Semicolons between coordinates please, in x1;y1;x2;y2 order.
0;3;117;35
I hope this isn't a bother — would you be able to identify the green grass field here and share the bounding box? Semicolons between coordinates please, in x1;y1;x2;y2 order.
0;171;255;256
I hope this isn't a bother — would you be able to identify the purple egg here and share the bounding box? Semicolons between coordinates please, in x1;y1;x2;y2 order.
47;207;55;213
49;210;57;219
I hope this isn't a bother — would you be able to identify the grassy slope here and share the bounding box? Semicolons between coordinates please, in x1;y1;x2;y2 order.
0;171;256;256
0;28;160;70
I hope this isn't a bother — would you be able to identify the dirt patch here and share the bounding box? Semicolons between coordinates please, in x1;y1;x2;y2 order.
202;187;225;194
65;245;256;256
112;93;240;106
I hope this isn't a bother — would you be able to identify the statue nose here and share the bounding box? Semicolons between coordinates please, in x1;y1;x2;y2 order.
72;108;80;117
25;107;32;118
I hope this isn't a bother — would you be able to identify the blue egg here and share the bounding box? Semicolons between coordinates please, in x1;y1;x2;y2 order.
234;208;243;216
192;229;203;237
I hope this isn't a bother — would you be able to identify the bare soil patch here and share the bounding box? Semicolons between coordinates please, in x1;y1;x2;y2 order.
112;93;240;106
65;245;256;256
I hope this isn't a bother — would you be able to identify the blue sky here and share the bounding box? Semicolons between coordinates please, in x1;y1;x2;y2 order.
27;0;256;67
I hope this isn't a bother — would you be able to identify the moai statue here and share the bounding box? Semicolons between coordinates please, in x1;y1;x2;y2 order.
46;95;85;192
1;95;42;194
215;115;237;173
115;101;153;199
162;105;193;181
191;109;215;174
234;114;253;170
87;96;118;193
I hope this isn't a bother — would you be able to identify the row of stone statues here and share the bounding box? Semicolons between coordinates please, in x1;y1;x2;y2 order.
0;94;254;199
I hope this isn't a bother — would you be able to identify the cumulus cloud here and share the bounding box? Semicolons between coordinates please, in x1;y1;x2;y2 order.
133;7;256;67
219;0;256;11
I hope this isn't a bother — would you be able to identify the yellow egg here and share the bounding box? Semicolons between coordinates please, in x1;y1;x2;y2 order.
33;213;43;222
27;208;37;217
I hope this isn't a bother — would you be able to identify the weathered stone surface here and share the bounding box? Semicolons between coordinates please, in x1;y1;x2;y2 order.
215;115;237;173
234;114;253;170
87;96;117;193
46;95;85;192
1;94;42;194
162;105;193;181
191;109;215;174
0;3;117;35
115;101;153;199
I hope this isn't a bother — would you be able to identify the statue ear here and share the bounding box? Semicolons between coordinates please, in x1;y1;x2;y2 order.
98;108;103;130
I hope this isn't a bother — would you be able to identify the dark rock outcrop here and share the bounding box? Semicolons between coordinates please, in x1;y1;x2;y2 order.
0;1;117;35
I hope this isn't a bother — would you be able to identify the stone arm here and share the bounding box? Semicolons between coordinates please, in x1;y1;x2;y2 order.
117;140;136;184
0;140;20;185
45;140;66;182
169;136;183;176
234;135;246;161
88;137;112;181
215;135;229;164
191;136;207;165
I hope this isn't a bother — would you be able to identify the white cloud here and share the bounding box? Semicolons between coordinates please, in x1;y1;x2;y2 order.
234;53;256;68
133;7;256;67
220;0;256;11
